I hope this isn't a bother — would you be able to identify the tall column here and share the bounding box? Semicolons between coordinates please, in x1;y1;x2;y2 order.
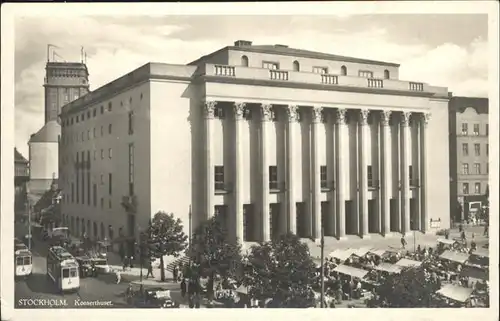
380;111;392;236
400;112;411;234
420;113;431;233
311;107;322;241
335;109;347;239
233;102;245;243
204;100;216;220
260;104;272;242
359;109;370;237
286;105;299;235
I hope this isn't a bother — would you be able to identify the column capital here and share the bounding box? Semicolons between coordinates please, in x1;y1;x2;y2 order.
204;100;217;119
380;110;392;126
336;108;348;125
311;106;323;123
260;104;273;122
422;112;431;126
401;111;411;127
287;105;300;122
359;109;370;126
233;102;246;120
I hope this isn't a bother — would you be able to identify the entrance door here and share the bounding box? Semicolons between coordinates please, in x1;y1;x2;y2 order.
270;203;280;240
410;198;418;230
296;202;307;238
390;199;398;232
321;202;333;236
368;199;377;233
345;200;354;235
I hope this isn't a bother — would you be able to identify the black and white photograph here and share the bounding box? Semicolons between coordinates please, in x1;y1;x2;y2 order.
1;1;498;318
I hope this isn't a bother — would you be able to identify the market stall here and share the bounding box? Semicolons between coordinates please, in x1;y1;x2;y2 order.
373;262;402;274
328;249;355;262
439;250;470;264
436;284;474;307
333;264;369;279
395;258;422;268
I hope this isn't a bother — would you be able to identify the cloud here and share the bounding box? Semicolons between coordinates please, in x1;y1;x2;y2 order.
14;15;488;157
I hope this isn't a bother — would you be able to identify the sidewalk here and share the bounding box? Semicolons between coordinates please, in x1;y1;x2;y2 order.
104;251;175;283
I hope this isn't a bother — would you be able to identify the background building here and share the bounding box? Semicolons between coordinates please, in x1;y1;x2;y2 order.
59;40;451;254
448;96;489;223
27;57;90;203
14;148;30;215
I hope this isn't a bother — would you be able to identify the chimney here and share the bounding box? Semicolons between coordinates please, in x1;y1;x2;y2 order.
234;40;252;47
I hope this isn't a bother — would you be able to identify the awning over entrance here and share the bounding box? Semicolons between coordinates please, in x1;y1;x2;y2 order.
333;264;369;279
439;250;470;264
436;284;474;303
373;263;402;274
395;258;422;268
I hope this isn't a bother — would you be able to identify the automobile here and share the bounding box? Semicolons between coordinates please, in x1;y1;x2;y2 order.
75;256;98;278
127;282;179;309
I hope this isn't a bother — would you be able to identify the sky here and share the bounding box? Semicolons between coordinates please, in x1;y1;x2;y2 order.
14;14;488;157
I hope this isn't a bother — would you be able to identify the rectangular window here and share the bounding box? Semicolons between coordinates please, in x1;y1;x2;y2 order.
358;70;374;78
462;143;469;156
101;149;104;159
473;124;480;135
108;102;112;112
214;166;225;191
109;173;112;195
474;163;481;175
100;126;104;136
462;183;469;195
109;199;112;209
269;166;278;190
262;61;279;70
243;107;252;120
462;163;469;175
129;143;135;195
486;144;489;156
486;163;489;174
128;111;134;135
93;128;96;138
87;172;91;205
474;143;480;156
474;183;481;194
93;150;97;160
313;67;328;74
367;165;373;187
108;148;112;159
100;106;104;114
101;197;104;209
87;130;90;139
71;183;74;203
108;124;112;135
320;166;328;189
461;123;468;135
486;124;489;136
93;184;97;207
93;109;96;117
100;174;104;185
214;106;225;119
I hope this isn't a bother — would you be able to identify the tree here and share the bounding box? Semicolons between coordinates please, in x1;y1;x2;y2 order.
146;211;188;282
242;233;316;308
377;267;440;307
190;213;242;298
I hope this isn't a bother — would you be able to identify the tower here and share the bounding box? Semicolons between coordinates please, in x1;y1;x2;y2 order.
44;61;90;124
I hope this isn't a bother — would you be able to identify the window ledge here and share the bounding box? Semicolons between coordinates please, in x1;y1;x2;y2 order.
269;189;281;194
215;190;230;195
321;187;332;192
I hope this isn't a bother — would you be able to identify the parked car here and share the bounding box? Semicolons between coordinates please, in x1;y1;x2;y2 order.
75;256;98;278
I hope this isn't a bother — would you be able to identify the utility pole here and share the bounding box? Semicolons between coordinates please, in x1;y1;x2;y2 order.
320;227;325;308
26;185;32;251
188;205;192;265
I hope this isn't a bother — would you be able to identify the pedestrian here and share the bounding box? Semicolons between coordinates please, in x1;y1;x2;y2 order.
461;230;466;242
146;261;154;279
173;265;179;282
459;223;463;233
401;236;407;249
444;229;450;240
116;269;122;284
483;224;488;236
181;278;187;298
129;255;134;269
123;256;128;272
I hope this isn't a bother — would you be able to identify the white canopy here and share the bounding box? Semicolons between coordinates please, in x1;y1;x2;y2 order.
352;247;372;257
437;238;457;245
471;248;489;258
439;250;470;264
328;249;355;261
373;263;402;274
395;258;422;268
369;249;388;257
436;284;474;303
333;264;369;279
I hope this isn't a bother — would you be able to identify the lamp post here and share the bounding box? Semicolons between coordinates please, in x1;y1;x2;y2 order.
25;185;32;251
320;227;325;308
411;220;416;253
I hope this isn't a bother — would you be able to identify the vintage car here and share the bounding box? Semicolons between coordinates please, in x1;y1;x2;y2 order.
128;283;179;308
75;256;98;278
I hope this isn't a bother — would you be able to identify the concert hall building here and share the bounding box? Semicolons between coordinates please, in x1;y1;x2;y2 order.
58;40;451;248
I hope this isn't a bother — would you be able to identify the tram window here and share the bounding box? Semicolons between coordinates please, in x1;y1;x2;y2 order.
16;257;23;265
23;257;31;265
62;269;70;278
70;269;78;277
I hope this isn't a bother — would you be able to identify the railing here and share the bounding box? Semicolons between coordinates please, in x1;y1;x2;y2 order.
214;65;235;77
269;70;289;81
321;74;338;85
214;182;233;194
367;79;384;88
409;82;424;91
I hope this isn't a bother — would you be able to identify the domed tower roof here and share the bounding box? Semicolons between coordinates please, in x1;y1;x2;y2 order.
29;120;61;143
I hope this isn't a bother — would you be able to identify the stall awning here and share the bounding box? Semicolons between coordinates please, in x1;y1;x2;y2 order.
328;249;355;261
333;264;369;279
437;238;457;245
471;248;489;258
373;263;402;274
236;285;248;294
369;249;388;257
352;247;372;257
439;250;470;264
395;258;422;268
436;284;473;303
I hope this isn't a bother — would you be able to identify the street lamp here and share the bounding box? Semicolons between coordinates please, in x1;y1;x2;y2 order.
320;227;325;308
410;220;416;253
25;185;32;251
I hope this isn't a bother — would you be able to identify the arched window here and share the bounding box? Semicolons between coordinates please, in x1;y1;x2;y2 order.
241;55;249;67
340;65;347;76
293;60;300;71
384;69;390;79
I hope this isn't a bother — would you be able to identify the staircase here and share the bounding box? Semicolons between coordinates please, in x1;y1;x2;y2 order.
165;255;190;272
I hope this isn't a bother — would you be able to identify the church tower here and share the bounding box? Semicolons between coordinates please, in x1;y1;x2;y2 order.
44;61;90;123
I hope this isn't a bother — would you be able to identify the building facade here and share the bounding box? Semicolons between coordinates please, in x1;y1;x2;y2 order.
58;40;451;248
15;148;30;214
28;60;90;200
448;96;489;222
